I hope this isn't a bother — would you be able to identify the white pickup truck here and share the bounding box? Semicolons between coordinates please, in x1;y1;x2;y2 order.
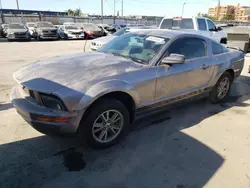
159;17;228;44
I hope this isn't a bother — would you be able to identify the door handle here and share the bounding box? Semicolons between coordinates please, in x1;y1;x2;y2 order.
201;64;210;70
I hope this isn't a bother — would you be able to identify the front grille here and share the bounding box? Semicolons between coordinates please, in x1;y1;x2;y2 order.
21;85;42;105
29;90;36;100
72;32;82;35
14;33;26;38
42;30;57;37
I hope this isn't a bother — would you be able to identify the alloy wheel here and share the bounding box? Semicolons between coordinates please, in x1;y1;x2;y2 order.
217;77;230;99
92;110;124;143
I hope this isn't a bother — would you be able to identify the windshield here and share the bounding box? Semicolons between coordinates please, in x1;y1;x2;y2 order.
65;25;80;30
82;24;99;30
9;24;25;29
113;28;129;36
37;23;53;28
27;23;35;27
98;33;169;64
160;18;194;29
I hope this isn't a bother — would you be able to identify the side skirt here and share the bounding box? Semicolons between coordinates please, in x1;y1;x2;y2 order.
135;88;212;121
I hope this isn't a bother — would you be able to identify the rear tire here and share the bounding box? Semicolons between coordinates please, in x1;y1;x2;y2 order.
209;72;233;104
77;99;130;149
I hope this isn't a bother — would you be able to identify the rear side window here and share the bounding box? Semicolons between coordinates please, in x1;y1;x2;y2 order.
160;18;194;29
160;19;173;29
212;42;229;55
197;18;207;31
179;19;194;29
168;38;207;59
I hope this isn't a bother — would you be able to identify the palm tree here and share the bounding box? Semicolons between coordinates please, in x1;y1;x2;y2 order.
67;9;75;16
74;8;82;16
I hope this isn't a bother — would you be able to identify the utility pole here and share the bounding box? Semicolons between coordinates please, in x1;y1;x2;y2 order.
121;0;123;17
113;0;116;24
101;0;103;24
181;2;186;17
16;0;20;10
0;0;3;23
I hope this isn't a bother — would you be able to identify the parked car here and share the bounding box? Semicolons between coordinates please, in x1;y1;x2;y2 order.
90;27;148;50
33;22;59;40
26;22;36;37
81;23;104;39
11;30;244;149
97;24;117;36
1;24;9;37
159;16;228;44
58;24;85;39
7;23;31;41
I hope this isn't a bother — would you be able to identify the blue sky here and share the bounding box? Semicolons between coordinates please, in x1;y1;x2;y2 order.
0;0;249;17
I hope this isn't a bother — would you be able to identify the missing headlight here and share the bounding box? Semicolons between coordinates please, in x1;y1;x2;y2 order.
39;93;67;111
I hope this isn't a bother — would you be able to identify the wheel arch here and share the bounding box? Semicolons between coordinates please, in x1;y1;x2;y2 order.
75;80;140;125
82;91;136;124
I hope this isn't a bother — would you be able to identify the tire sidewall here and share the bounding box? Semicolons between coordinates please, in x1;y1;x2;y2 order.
210;72;233;103
79;99;130;149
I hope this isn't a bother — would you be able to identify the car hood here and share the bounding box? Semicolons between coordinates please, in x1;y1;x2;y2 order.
8;29;27;33
14;52;142;93
92;35;117;44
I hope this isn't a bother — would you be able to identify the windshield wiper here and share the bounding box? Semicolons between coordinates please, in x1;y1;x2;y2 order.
110;52;146;64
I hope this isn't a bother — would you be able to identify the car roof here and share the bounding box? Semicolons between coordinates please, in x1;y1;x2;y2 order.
130;29;209;40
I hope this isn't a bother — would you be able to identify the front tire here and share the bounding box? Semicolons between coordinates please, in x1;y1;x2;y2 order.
78;99;130;149
209;72;233;103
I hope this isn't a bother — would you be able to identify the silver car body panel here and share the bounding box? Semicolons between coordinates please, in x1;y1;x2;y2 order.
11;29;245;134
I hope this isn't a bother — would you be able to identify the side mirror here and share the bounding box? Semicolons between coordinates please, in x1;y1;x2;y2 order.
209;28;218;32
217;27;222;31
161;53;185;65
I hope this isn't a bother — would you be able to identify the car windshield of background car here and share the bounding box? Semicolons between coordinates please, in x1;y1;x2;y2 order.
37;23;53;28
98;33;169;64
65;25;80;30
9;24;25;29
83;24;100;30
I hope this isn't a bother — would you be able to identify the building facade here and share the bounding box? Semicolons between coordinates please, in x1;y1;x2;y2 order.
208;4;250;22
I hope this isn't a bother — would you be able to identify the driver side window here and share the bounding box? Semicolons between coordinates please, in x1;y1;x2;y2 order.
167;38;207;60
207;20;216;31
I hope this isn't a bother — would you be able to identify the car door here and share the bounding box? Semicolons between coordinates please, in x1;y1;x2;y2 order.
206;19;221;42
155;37;212;101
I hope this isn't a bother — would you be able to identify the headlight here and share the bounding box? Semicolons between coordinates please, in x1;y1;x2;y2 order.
40;93;66;111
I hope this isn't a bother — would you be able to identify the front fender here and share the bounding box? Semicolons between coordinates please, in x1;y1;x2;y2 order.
74;79;140;111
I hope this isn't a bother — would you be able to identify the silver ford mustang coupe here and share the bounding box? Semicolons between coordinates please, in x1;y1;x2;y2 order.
11;29;245;149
